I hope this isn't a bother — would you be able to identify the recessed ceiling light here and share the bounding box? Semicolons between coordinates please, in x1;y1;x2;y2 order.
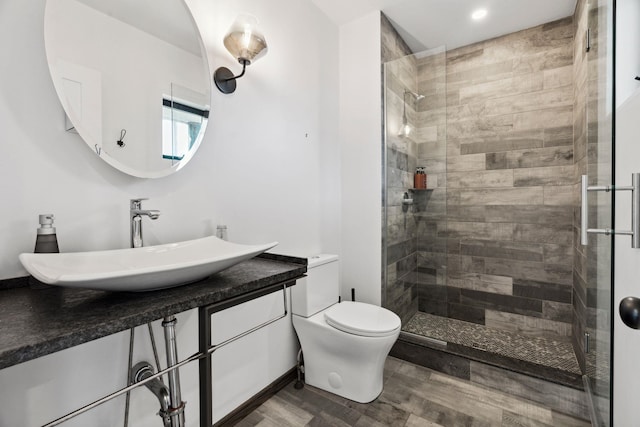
471;8;488;20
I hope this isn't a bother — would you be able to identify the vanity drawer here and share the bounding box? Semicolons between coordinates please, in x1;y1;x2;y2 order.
210;285;287;345
199;281;298;426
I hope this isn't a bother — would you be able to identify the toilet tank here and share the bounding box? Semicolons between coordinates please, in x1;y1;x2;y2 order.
291;254;339;317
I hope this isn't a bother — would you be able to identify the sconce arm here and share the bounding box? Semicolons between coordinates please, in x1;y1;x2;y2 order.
214;60;249;94
222;60;248;82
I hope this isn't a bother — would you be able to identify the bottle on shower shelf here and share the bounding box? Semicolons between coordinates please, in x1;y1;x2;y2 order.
414;167;427;189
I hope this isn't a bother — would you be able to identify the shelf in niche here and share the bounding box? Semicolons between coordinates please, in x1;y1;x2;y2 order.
408;188;435;191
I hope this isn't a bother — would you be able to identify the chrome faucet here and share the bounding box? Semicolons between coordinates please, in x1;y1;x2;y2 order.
130;198;161;248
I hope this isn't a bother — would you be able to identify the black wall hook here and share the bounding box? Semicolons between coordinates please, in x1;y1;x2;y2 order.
117;129;127;147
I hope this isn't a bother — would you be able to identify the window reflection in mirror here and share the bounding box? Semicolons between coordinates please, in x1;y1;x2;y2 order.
162;98;209;162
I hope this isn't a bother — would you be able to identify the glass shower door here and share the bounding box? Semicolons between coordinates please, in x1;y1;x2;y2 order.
582;0;614;424
383;47;448;339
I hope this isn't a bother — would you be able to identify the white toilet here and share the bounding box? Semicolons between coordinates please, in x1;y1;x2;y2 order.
291;254;401;403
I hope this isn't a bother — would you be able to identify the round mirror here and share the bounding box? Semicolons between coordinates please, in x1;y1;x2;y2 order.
44;0;211;178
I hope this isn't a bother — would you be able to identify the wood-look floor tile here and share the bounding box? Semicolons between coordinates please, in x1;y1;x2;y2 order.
363;399;411;427
413;397;494;427
238;357;592;427
254;395;314;426
234;411;264;427
470;361;588;418
307;410;358;427
428;372;554;423
502;410;590;427
393;359;433;382
418;381;504;424
384;355;405;376
353;414;395;427
404;413;445;427
502;411;554;426
378;373;431;415
279;385;362;425
551;411;593;427
253;418;286;427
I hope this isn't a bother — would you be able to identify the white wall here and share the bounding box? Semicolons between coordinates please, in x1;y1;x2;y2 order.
0;0;340;425
339;11;383;305
614;1;640;423
0;0;339;279
615;0;640;108
613;91;640;427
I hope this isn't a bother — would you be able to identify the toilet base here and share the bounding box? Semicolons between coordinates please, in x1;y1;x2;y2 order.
292;312;399;403
303;354;385;403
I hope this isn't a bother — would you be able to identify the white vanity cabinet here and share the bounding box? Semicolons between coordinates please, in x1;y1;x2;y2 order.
200;283;298;425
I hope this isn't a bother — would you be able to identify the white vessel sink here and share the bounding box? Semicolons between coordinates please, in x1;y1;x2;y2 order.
19;236;278;292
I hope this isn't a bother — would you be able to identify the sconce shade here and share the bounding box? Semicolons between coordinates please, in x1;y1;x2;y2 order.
398;92;411;137
399;122;412;137
214;14;268;94
398;89;422;137
223;14;268;65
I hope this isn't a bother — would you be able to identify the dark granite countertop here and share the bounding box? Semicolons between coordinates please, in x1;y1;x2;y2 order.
0;254;306;370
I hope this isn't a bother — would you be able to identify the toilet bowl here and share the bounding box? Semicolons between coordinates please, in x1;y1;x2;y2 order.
291;255;401;403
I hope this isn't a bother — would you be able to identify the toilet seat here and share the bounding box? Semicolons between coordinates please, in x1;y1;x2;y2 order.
324;301;401;337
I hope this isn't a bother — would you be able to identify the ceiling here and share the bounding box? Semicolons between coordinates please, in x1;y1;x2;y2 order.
311;0;578;52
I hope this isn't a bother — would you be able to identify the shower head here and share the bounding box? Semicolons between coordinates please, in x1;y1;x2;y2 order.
404;89;425;101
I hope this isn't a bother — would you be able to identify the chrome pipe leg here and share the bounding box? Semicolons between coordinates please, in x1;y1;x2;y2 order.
123;328;135;427
162;316;185;427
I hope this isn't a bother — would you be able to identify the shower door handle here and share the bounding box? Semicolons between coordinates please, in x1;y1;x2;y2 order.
581;173;640;247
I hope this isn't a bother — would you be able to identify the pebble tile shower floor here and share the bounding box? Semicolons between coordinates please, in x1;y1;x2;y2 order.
402;312;582;376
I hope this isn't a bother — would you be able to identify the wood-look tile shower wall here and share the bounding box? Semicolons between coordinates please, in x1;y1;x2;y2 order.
418;17;578;341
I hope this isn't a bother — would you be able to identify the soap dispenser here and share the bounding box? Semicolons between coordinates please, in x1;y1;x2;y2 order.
34;214;59;253
30;214;59;289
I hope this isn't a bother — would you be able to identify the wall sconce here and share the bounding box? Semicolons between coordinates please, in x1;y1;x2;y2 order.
213;14;268;94
398;89;424;138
